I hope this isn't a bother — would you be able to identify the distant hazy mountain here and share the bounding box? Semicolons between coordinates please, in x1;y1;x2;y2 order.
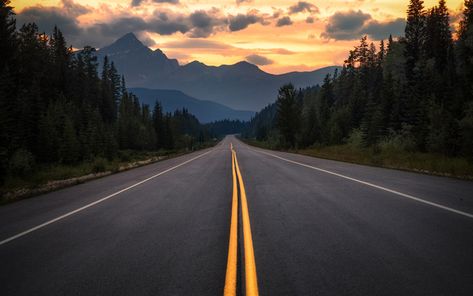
129;88;254;123
97;33;341;111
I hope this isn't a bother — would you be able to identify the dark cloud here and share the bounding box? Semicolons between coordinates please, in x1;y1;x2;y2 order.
321;10;403;40
154;0;179;3
16;4;82;37
306;16;314;23
131;0;143;6
288;1;319;14
321;10;371;40
276;16;293;27
228;13;263;31
188;10;227;38
236;0;253;4
363;18;404;39
246;54;274;66
132;0;179;7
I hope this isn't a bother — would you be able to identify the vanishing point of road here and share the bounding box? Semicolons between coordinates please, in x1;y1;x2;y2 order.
1;135;472;295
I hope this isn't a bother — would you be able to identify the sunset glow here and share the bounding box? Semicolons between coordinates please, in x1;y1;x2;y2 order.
12;0;465;73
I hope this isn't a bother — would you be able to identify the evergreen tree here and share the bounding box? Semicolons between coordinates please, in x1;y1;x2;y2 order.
457;0;473;101
318;74;334;143
405;0;426;80
153;101;165;149
100;56;115;123
276;84;300;148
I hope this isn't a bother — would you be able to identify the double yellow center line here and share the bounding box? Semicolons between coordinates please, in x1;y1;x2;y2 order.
224;144;259;296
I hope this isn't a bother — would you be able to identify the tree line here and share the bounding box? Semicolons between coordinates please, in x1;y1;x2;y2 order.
0;0;215;182
245;0;473;159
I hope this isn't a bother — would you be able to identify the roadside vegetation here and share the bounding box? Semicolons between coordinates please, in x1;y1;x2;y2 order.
0;1;229;202
0;144;218;204
243;133;473;179
243;0;473;179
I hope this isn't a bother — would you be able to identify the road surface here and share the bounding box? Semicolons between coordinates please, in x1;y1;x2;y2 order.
0;135;472;295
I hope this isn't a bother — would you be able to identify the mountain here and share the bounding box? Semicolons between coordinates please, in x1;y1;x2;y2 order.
97;33;341;111
97;33;179;86
128;88;254;123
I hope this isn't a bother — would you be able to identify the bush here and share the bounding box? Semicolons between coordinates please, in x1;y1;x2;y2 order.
9;149;35;176
379;125;417;153
347;129;363;149
91;157;107;173
118;150;131;162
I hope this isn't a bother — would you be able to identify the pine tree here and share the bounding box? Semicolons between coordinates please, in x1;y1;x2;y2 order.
457;0;473;101
0;0;17;183
109;62;121;111
318;74;334;143
153;101;165;149
405;0;426;80
404;0;428;149
276;84;300;148
60;117;80;164
100;56;115;123
50;26;70;95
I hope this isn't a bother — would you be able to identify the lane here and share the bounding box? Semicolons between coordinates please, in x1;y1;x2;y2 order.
0;140;232;295
245;142;473;215
232;136;473;295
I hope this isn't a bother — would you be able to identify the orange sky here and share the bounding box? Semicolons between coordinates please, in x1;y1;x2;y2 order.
12;0;465;74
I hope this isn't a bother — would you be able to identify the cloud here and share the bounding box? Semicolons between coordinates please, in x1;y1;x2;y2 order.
269;48;295;55
228;12;264;31
306;16;314;23
16;1;85;37
131;0;143;6
288;1;319;14
154;0;179;3
321;10;403;40
363;18;404;39
61;0;90;16
276;16;293;27
16;0;301;48
236;0;253;4
136;32;156;46
187;9;227;38
246;54;274;65
132;0;179;7
161;39;232;49
17;1;228;46
322;10;371;40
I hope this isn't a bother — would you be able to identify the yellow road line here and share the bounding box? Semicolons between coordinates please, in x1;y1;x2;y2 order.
234;151;259;296
224;148;238;296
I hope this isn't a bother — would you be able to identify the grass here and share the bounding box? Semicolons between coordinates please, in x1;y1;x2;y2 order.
242;139;473;180
1;142;218;204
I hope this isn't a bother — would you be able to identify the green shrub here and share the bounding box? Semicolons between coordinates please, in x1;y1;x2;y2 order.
91;157;107;173
379;126;417;153
347;129;363;149
118;150;131;162
9;149;35;176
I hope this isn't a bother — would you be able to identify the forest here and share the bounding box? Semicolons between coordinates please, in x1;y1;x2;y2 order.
245;0;473;165
0;0;226;187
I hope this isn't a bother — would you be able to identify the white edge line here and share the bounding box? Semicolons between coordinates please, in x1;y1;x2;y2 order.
253;148;473;219
0;149;214;246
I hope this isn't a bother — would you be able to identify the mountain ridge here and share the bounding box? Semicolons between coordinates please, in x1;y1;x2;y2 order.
97;33;341;111
128;88;254;123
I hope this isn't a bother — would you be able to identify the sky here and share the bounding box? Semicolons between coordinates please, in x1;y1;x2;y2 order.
12;0;465;74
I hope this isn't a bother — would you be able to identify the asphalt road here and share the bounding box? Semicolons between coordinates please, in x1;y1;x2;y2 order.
1;135;472;295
